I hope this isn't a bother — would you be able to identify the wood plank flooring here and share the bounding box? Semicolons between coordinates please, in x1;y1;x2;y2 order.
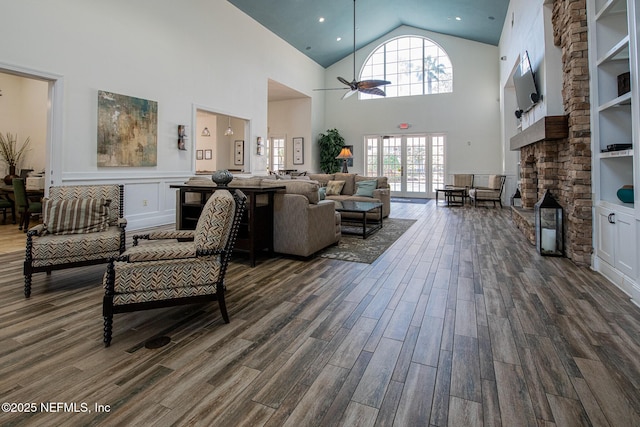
1;201;640;426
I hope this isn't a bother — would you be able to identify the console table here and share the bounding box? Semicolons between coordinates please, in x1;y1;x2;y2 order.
171;184;284;266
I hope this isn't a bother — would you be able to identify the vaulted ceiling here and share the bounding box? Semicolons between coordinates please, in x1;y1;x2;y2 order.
227;0;510;68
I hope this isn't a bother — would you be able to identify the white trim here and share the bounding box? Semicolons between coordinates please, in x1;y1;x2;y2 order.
0;61;64;189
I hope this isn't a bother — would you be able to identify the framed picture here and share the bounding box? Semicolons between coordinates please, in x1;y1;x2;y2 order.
234;140;244;165
196;149;203;160
204;149;212;160
293;137;304;165
345;145;354;167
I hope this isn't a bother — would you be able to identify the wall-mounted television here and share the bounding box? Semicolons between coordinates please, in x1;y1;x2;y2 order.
514;51;541;118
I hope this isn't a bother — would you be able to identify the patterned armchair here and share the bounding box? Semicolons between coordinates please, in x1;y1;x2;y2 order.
102;189;246;347
23;184;126;297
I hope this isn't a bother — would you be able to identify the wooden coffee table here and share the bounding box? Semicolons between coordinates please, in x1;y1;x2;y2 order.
435;188;465;206
334;200;383;238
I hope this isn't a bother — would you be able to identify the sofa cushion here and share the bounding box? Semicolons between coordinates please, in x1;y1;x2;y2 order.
43;197;111;235
354;180;377;197
263;179;320;204
326;180;346;196
355;175;388;189
307;174;334;187
229;177;263;187
334;173;356;195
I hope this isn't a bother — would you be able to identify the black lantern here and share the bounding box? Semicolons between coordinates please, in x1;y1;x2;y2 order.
510;187;522;207
534;190;564;256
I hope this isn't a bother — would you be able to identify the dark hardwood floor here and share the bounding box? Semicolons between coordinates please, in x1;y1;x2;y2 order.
1;201;639;426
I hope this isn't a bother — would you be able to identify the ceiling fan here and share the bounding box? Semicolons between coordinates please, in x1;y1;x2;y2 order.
317;0;391;99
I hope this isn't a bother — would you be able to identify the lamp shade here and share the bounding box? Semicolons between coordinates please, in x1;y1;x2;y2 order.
336;147;353;159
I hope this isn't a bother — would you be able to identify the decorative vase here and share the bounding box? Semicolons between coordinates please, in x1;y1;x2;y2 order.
3;165;18;185
211;169;233;186
616;185;634;203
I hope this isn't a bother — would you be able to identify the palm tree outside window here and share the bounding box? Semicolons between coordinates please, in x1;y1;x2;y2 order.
360;36;453;99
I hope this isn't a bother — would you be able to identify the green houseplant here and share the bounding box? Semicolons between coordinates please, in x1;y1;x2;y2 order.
318;128;344;174
0;132;30;185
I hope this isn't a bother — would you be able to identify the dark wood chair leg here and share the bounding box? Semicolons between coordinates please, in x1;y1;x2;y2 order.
103;315;113;347
218;288;230;324
24;273;32;298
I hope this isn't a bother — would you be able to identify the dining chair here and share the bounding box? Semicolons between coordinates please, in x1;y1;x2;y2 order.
13;178;42;231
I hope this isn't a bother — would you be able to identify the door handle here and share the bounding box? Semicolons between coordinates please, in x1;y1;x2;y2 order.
608;213;616;224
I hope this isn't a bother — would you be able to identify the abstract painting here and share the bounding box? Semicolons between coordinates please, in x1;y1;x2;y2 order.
97;91;158;167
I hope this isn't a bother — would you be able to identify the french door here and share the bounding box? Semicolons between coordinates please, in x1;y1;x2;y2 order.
365;134;445;198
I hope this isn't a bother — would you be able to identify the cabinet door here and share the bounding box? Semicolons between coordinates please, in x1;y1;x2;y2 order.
596;206;615;266
615;210;637;277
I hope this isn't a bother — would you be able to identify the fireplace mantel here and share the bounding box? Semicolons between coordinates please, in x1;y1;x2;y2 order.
510;115;568;150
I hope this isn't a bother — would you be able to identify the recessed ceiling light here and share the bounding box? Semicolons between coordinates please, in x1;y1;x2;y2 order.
488;16;495;20
306;46;311;50
455;16;462;21
337;37;342;42
319;17;325;23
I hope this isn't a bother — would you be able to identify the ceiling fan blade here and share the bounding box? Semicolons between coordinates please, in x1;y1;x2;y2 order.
341;89;358;100
358;80;392;89
337;76;352;86
313;87;352;91
358;87;387;97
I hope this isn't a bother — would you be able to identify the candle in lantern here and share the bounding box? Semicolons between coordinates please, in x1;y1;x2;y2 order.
541;228;556;253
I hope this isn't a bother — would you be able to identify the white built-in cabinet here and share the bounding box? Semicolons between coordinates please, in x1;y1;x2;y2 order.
588;0;640;305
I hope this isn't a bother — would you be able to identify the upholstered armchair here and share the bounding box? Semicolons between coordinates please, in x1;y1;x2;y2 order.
445;174;474;201
469;175;506;207
23;184;126;297
102;189;246;347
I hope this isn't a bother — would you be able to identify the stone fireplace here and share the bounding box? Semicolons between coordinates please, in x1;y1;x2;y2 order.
509;0;592;266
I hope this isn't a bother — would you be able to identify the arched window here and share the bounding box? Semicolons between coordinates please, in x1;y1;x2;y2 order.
360;36;453;99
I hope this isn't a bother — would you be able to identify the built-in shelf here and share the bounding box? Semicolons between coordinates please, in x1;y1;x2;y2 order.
596;0;626;19
599;91;632;111
598;36;630;64
600;149;634;158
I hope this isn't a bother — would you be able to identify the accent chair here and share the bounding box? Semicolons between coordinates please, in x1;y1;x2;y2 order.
469;175;507;208
102;189;246;347
23;184;126;297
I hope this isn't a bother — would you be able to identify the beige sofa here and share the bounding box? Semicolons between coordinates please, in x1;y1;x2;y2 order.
229;177;341;257
307;173;391;219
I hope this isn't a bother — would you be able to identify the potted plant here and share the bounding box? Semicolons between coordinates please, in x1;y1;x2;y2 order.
318;128;344;174
0;132;30;185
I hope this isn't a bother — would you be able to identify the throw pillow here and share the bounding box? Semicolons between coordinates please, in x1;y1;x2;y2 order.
326;180;346;196
318;187;326;200
43;198;111;235
354;180;377;197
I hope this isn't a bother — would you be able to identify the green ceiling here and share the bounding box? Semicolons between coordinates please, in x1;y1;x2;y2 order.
227;0;510;68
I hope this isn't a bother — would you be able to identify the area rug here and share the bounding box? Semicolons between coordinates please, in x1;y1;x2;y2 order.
318;218;417;264
391;197;429;204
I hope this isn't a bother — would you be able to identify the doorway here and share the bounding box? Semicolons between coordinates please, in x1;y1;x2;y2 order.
194;108;250;173
365;133;445;198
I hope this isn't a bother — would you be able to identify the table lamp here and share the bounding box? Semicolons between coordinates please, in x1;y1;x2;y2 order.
336;147;353;173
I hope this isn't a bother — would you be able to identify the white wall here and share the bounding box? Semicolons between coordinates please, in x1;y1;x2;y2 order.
268;98;312;171
0;73;48;175
498;0;565;198
0;0;326;229
324;25;502;178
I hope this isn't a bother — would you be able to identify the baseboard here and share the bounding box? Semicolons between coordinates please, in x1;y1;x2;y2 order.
594;257;640;307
